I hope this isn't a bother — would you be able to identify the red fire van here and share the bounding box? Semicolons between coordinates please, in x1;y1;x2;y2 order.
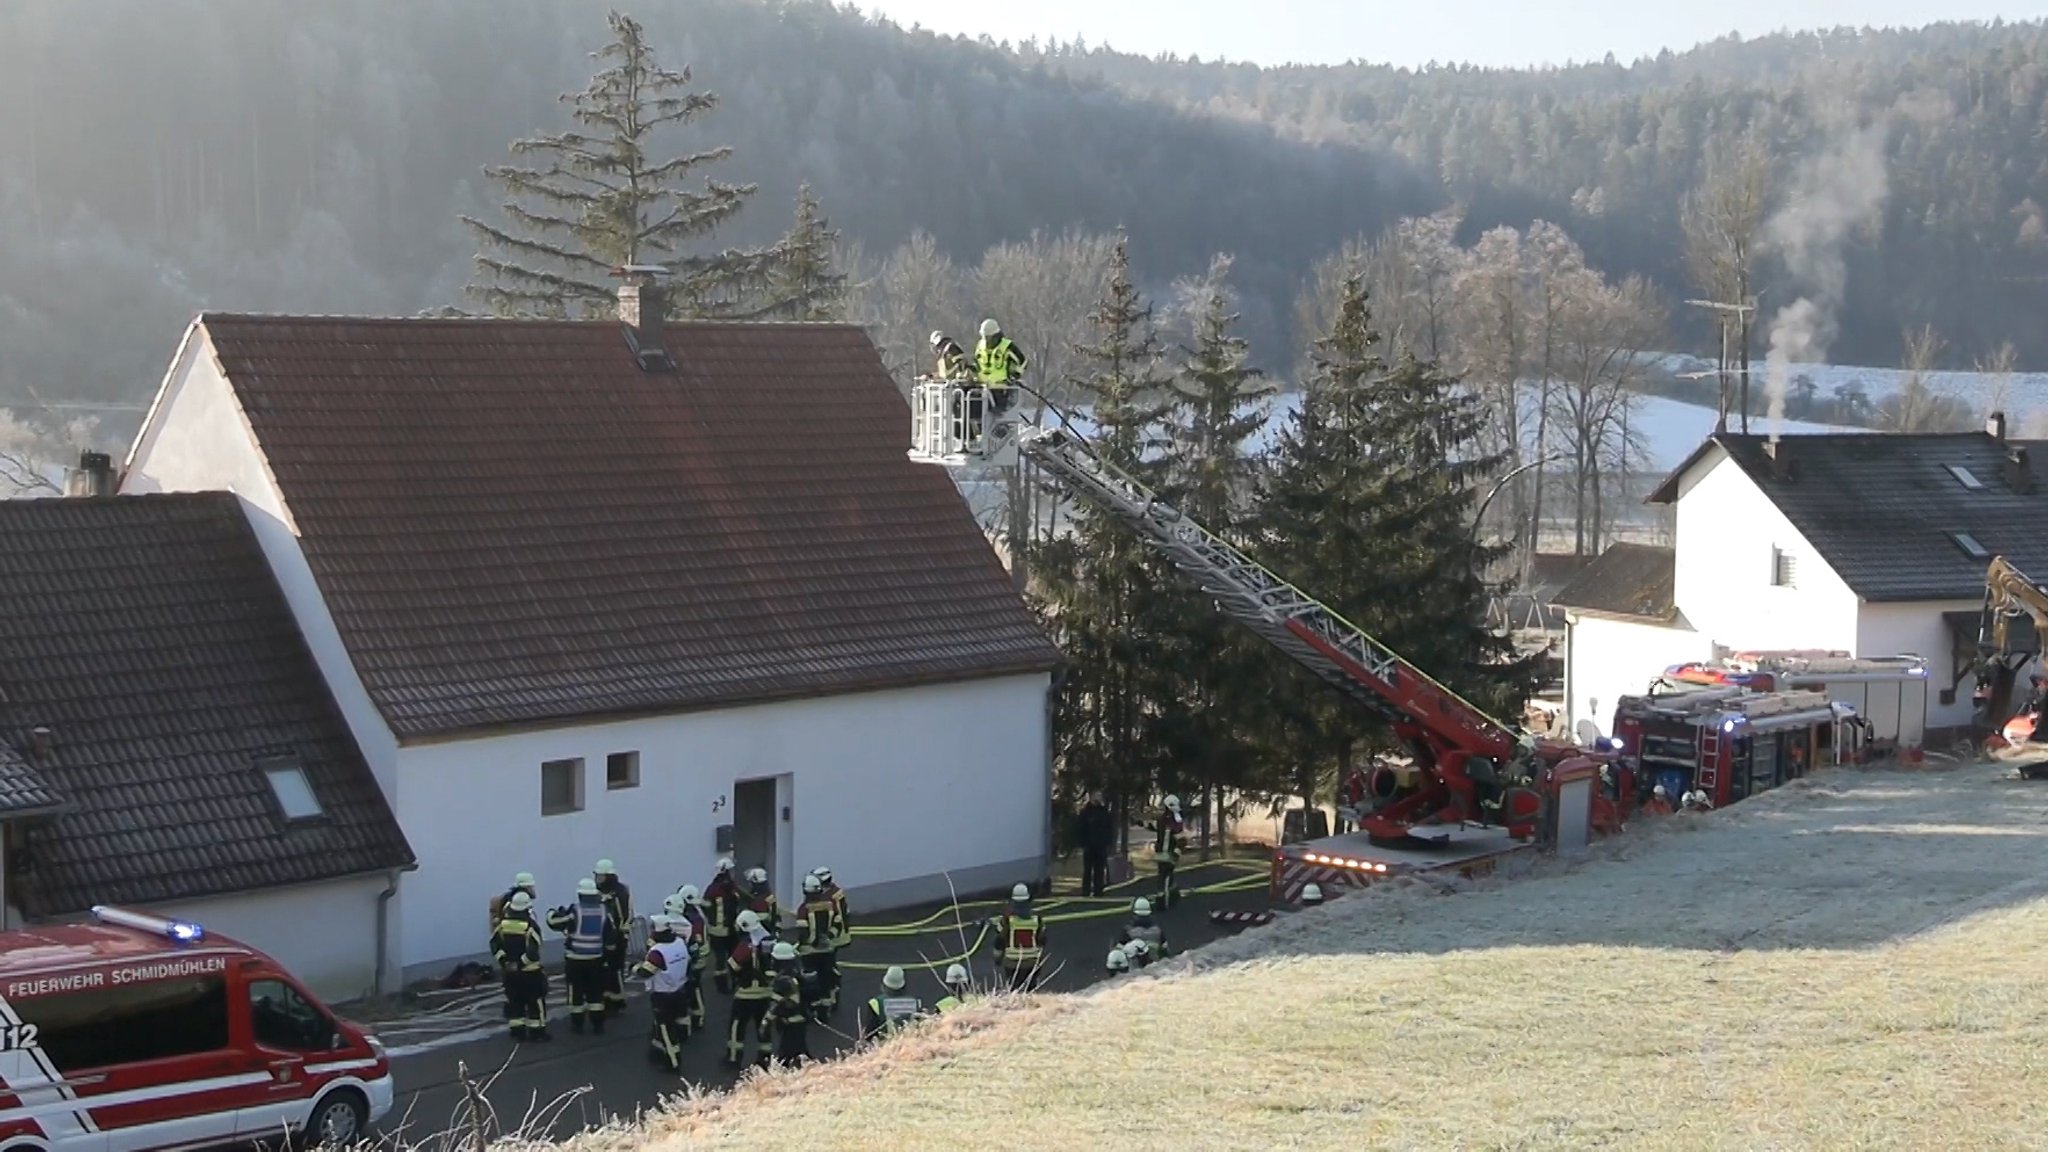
0;906;393;1152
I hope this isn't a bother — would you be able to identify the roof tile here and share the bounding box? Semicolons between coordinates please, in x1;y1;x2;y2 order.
1551;543;1678;621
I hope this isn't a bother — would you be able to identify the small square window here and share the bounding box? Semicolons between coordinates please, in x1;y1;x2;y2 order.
541;758;585;816
260;757;323;822
1771;546;1797;589
606;751;640;791
1951;532;1991;560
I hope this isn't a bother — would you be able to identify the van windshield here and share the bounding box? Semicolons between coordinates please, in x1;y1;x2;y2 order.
13;975;230;1072
247;978;337;1051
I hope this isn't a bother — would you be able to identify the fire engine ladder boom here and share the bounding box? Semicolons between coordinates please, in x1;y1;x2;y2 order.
1017;426;1518;760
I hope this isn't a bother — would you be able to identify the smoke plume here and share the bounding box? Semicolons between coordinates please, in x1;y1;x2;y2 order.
1761;124;1890;442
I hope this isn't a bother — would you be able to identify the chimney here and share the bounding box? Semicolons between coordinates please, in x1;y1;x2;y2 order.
2008;445;2034;494
64;451;113;497
613;264;674;372
1989;411;2008;441
27;727;50;759
1762;440;1795;480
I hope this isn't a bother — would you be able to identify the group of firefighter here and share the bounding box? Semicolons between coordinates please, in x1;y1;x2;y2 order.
488;858;982;1072
928;318;1027;440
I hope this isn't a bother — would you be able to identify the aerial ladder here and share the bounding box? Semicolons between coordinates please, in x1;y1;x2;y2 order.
908;378;1620;846
1978;555;2048;772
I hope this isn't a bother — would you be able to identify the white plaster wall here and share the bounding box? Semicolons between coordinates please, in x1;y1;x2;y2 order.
1564;613;1711;736
392;672;1052;975
1669;451;1862;653
118;327;402;796
1857;600;1978;730
143;874;394;1003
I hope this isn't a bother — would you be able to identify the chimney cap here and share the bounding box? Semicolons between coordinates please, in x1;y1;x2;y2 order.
613;264;671;279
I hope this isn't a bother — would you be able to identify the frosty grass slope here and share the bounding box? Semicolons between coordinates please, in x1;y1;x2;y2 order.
561;762;2048;1151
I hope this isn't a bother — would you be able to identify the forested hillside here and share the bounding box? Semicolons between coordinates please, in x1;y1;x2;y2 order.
2;2;2046;451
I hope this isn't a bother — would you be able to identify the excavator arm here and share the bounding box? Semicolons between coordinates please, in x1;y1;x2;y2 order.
907;388;1610;843
1979;556;2048;731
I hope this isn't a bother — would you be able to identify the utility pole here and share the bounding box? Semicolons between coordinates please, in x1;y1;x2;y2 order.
1686;298;1757;434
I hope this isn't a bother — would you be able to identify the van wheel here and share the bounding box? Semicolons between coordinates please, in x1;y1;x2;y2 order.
307;1090;367;1147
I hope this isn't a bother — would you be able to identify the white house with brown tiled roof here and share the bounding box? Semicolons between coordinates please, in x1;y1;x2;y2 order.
119;288;1060;982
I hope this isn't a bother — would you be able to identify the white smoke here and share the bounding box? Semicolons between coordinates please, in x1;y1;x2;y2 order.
1761;124;1891;442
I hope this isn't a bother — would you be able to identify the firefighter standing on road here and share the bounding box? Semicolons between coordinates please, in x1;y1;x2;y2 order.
705;859;740;995
1153;795;1185;908
668;889;710;1034
725;910;775;1068
491;892;550;1042
635;915;693;1071
816;866;852;953
990;883;1046;992
797;873;841;1018
488;871;538;940
594;860;632;1016
767;942;811;1069
741;867;781;936
547;878;613;1034
859;966;922;1043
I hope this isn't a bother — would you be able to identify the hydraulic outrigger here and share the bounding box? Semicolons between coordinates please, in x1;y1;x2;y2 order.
907;378;1621;847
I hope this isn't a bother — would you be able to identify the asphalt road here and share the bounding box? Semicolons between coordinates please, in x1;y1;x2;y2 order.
375;861;1274;1148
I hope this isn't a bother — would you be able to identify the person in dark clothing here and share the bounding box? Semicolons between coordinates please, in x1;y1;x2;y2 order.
1077;792;1114;897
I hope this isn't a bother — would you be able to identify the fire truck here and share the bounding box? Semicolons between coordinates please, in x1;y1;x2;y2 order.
1611;683;1860;810
908;380;1614;906
1658;650;1928;755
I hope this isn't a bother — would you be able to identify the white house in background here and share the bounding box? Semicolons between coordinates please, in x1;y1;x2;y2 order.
1551;543;1704;737
1561;417;2048;739
119;289;1061;985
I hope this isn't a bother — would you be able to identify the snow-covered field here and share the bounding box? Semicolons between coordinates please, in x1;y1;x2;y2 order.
1659;352;2048;417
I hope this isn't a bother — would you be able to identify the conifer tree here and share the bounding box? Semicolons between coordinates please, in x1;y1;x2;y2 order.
461;11;760;318
756;184;848;321
1036;236;1175;848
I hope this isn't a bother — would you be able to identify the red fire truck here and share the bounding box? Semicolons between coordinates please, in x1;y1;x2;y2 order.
1659;650;1928;755
0;906;393;1152
1611;683;1860;809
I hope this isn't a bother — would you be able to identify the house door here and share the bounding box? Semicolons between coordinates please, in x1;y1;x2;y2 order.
732;778;779;893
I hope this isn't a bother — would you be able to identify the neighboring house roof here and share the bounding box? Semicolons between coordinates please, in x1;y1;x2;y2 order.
190;315;1059;740
1649;431;2048;603
0;743;62;819
0;492;416;917
1551;543;1679;622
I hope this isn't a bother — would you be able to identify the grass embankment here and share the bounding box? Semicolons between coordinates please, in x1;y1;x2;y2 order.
557;763;2048;1150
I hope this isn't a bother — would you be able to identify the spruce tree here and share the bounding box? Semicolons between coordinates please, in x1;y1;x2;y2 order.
1037;236;1175;849
461;11;759;318
1152;255;1276;853
756;185;848;321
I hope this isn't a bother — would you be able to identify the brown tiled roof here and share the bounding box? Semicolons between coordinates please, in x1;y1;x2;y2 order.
1551;543;1678;622
0;493;416;917
195;315;1058;740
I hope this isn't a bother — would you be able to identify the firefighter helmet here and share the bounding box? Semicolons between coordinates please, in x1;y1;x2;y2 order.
507;891;533;912
1011;883;1030;902
1300;883;1324;905
746;866;768;885
1164;794;1181;812
929;330;945;348
736;910;762;933
980;318;1000;339
649;914;673;934
882;965;906;991
1127;938;1152;958
944;963;969;986
513;871;536;889
803;874;821;894
1132;897;1152;917
716;857;734;874
815;866;834;885
594;859;616;877
772;941;798;962
677;884;701;905
1653;784;1668;797
1106;947;1129;972
576;878;599;896
662;894;685;917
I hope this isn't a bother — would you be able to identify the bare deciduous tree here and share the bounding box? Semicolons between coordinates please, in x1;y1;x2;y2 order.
1682;132;1771;421
1551;273;1664;556
1976;339;2021;423
1878;323;1971;432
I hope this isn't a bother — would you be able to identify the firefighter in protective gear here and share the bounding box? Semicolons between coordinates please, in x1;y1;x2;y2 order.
815;866;852;951
767;942;811;1068
1105;947;1130;976
970;318;1026;442
740;866;781;935
859;966;922;1042
936;963;971;1013
491;892;550;1041
797;873;841;1017
547;878;615;1034
1299;883;1325;907
1116;896;1168;959
705;859;741;995
1126;937;1155;970
593;860;632;1015
663;892;710;1032
931;331;971;380
725;911;775;1068
990;883;1046;992
489;872;538;941
1153;795;1185;908
1644;784;1674;817
635;915;694;1071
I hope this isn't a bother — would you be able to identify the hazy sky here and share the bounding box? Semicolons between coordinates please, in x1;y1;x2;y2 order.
863;1;2048;68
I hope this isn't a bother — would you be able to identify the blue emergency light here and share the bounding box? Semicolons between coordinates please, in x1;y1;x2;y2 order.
90;906;206;943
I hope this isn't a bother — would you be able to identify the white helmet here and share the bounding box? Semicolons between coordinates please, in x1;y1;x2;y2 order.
735;910;762;933
980;318;1000;339
507;891;534;912
881;965;907;991
677;884;701;905
944;963;969;986
803;874;821;894
1132;897;1151;917
662;894;686;917
815;867;834;885
929;330;945;348
1653;784;1667;797
594;859;616;877
771;941;798;962
1164;794;1181;812
649;914;673;933
1106;947;1129;972
746;867;768;885
576;878;599;896
1011;883;1030;901
1127;938;1152;957
1300;883;1324;905
512;871;536;889
716;858;734;874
